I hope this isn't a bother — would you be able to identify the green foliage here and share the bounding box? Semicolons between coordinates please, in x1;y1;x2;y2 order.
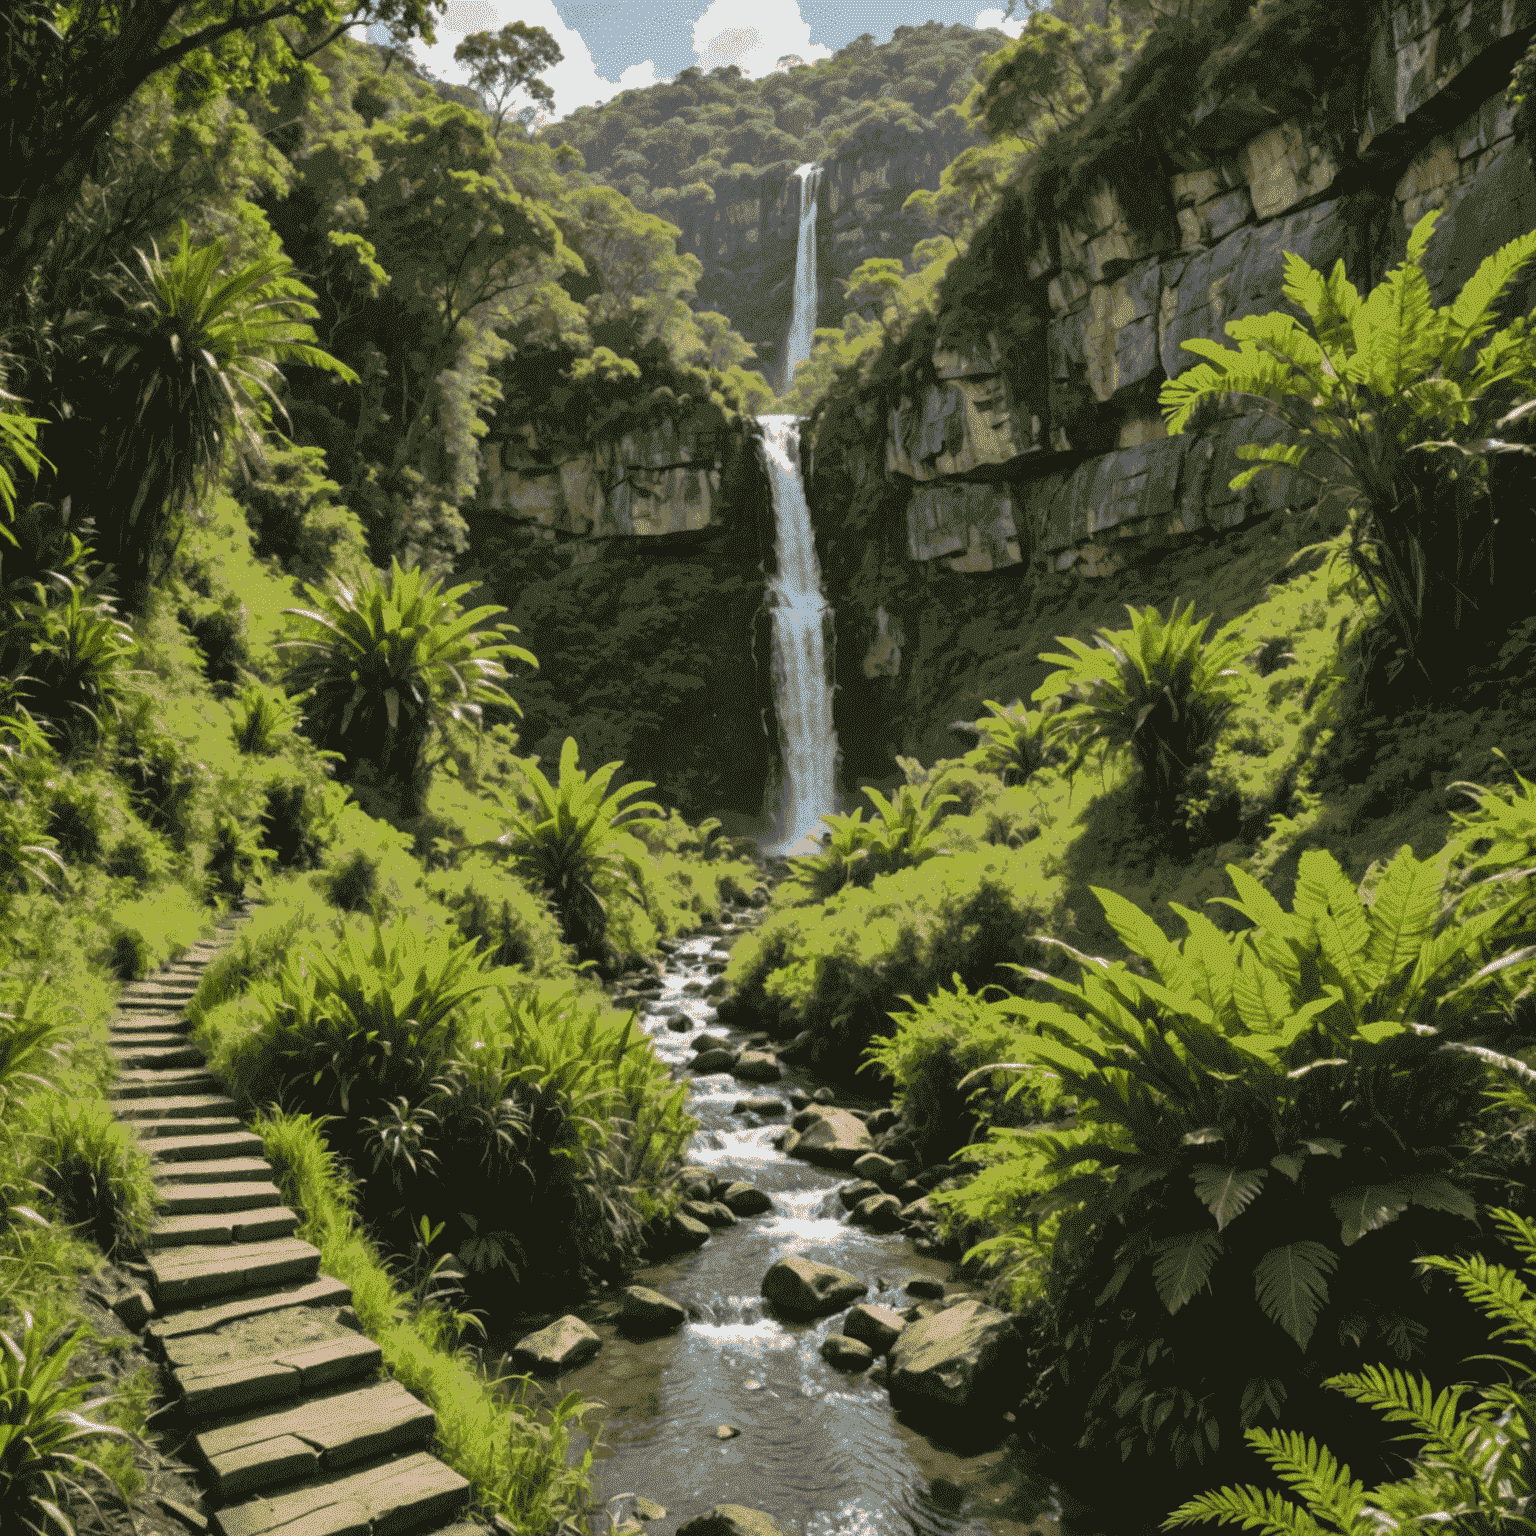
235;441;369;587
0;715;64;916
74;221;357;614
1159;208;1536;691
204;810;277;900
279;558;536;818
31;1101;155;1258
98;888;207;980
228;682;296;757
246;917;495;1125
0;1310;132;1536
1165;1207;1536;1536
426;854;571;976
990;842;1535;1464
314;798;423;915
494;736;665;964
1035;600;1247;817
0;391;50;524
965;699;1052;786
454;22;562;138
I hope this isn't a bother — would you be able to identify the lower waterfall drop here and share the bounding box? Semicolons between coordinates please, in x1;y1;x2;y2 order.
760;415;840;855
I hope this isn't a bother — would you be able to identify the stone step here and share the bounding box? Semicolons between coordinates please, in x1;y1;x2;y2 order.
174;1333;382;1421
213;1450;468;1536
154;1158;275;1185
148;1275;351;1344
150;1130;266;1163
111;1043;204;1069
134;1116;244;1141
113;1093;239;1121
115;1068;222;1098
197;1379;436;1499
148;1236;320;1308
157;1182;284;1216
146;1207;298;1250
110;1016;195;1035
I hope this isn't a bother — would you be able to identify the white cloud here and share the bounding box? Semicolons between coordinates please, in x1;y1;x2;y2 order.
974;7;1026;37
407;0;659;120
689;0;831;79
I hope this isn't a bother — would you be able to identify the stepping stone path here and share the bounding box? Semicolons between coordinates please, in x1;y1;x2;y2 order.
109;906;491;1536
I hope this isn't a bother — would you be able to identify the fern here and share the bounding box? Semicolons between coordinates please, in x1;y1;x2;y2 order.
1253;1242;1338;1351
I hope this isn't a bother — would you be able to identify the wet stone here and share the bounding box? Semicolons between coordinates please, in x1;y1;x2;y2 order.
716;1181;772;1216
906;1278;946;1299
691;1033;730;1051
761;1255;868;1319
731;1096;785;1116
677;1505;789;1536
850;1193;904;1231
819;1334;875;1371
730;1050;781;1083
666;1014;693;1031
681;1199;737;1228
619;1286;686;1333
840;1302;907;1355
838;1180;882;1210
690;1048;738;1073
512;1315;602;1374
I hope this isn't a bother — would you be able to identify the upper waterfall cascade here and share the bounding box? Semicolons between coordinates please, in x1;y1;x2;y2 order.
759;162;840;856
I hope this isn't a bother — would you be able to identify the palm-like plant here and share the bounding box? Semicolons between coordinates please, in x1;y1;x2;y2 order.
1034;600;1245;815
228;682;295;757
1165;1207;1536;1536
0;1311;132;1536
966;698;1051;786
278;559;536;819
0;388;50;527
75;221;358;615
0;713;64;909
16;584;136;754
492;737;664;963
1159;208;1536;690
971;841;1536;1466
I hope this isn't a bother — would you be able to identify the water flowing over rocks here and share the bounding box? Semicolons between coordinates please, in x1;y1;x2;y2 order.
839;1303;908;1355
819;1334;876;1371
716;1181;774;1216
760;1256;869;1318
675;1506;793;1536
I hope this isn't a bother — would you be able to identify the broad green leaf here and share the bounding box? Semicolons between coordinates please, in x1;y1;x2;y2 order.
1332;1183;1410;1246
1404;1175;1476;1221
1361;845;1441;993
1191;1164;1268;1230
1153;1229;1224;1314
1253;1240;1338;1351
1270;1152;1305;1182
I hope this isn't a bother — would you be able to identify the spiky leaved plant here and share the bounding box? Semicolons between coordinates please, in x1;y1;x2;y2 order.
1034;599;1246;817
966;698;1051;786
279;558;535;819
491;736;664;964
1159;208;1536;690
1164;1207;1536;1536
944;838;1536;1466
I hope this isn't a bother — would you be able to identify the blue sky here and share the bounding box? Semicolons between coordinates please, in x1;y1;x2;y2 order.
393;0;1025;120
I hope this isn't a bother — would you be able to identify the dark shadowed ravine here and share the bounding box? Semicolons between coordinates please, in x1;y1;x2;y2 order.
477;898;1089;1536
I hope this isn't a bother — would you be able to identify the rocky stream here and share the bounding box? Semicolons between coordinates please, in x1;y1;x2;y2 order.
475;872;1080;1536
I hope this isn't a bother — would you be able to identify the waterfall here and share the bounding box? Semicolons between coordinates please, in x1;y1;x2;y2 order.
782;162;823;392
758;163;839;856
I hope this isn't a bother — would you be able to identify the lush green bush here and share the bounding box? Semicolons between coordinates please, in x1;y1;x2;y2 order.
963;699;1053;786
1166;1207;1536;1536
279;558;535;819
1035;599;1246;820
96;886;207;980
31;1100;156;1258
426;854;572;975
982;841;1535;1469
312;797;425;916
1160;209;1536;694
725;844;1052;1084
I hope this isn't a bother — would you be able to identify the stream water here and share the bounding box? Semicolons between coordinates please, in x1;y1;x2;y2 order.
481;900;1071;1536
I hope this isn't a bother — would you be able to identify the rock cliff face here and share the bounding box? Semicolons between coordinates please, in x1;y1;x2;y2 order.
664;118;979;387
805;0;1536;773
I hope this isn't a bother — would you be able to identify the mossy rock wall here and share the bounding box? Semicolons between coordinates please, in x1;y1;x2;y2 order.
805;0;1536;782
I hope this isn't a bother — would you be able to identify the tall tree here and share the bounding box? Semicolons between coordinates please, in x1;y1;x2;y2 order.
452;21;562;142
0;0;445;329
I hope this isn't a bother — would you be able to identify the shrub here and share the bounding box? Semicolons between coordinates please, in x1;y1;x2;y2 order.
1035;599;1246;819
228;682;296;756
111;698;206;852
31;1101;155;1258
278;558;535;818
965;699;1052;785
203;811;276;901
13;586;136;756
0;1310;133;1536
1165;1207;1536;1536
1159;207;1536;692
313;799;423;915
426;854;571;976
992;842;1536;1468
0;714;63;920
98;888;207;980
496;737;665;964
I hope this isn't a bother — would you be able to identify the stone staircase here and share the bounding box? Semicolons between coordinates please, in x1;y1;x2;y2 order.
109;908;493;1536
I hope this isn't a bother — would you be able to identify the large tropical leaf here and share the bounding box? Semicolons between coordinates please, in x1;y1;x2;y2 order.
1153;1228;1224;1314
1191;1164;1268;1231
1254;1241;1338;1351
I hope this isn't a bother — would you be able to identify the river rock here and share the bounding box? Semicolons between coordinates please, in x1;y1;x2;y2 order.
840;1302;907;1355
850;1193;905;1231
677;1167;715;1201
718;1180;773;1216
783;1106;875;1169
819;1334;875;1371
776;1031;815;1064
731;1096;786;1116
731;1051;782;1083
668;1213;712;1249
896;1181;928;1205
692;1032;731;1051
852;1153;904;1190
875;1132;917;1163
682;1199;737;1228
887;1299;1027;1414
865;1108;901;1136
906;1278;946;1299
676;1505;789;1536
899;1196;938;1225
787;1089;812;1110
812;1086;835;1104
761;1255;869;1318
634;1496;667;1520
838;1179;882;1210
666;1014;693;1031
620;1286;687;1333
512;1315;602;1374
690;1047;738;1073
